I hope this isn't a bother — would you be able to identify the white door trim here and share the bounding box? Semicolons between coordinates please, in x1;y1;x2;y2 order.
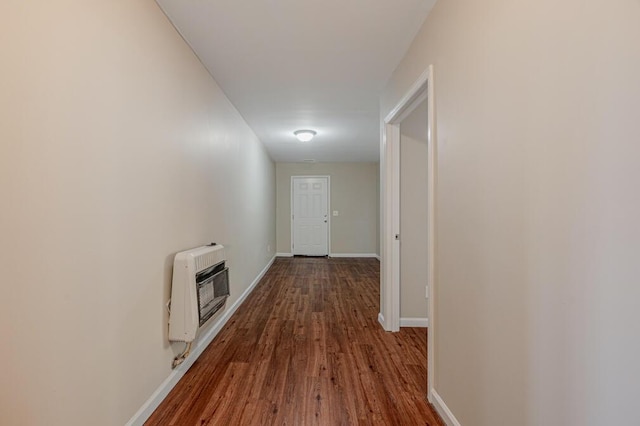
290;175;331;255
381;65;436;401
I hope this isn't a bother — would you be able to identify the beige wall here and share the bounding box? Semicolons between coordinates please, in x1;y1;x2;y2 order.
400;100;429;320
276;163;379;255
0;1;275;425
382;0;640;425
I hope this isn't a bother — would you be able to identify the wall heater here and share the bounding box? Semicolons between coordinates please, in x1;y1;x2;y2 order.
168;244;229;343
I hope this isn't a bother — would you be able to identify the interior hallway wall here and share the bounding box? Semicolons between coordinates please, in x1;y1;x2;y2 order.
0;1;275;425
381;0;640;424
400;99;429;320
276;162;379;256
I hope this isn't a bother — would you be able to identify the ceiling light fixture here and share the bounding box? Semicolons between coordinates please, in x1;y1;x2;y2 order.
294;129;317;142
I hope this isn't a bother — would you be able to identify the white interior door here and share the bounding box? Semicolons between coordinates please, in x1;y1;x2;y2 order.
292;176;329;256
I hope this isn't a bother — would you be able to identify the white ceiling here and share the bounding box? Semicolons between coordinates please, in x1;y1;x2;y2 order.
156;0;436;163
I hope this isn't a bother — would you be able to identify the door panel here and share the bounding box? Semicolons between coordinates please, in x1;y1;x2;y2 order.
292;177;328;255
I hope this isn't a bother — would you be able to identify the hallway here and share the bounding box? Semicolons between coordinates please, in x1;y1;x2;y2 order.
147;257;442;425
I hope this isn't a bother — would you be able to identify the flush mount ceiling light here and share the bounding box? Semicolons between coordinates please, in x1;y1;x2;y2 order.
294;129;317;142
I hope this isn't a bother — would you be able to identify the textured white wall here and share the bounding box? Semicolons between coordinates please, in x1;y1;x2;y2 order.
382;0;640;424
0;1;275;425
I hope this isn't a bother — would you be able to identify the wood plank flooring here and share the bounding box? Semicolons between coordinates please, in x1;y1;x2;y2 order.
146;257;443;425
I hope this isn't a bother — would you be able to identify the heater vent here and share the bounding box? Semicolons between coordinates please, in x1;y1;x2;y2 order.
194;250;219;272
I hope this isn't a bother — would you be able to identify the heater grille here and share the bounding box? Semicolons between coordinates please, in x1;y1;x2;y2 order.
195;263;229;326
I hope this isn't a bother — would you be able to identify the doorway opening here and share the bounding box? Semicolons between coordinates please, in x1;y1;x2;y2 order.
381;65;435;401
399;98;429;328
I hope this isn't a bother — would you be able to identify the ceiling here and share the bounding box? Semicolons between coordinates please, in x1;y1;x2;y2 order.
156;0;436;163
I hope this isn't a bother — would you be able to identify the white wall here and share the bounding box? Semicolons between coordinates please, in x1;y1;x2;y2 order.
382;0;640;424
0;1;275;425
400;100;429;320
276;162;379;255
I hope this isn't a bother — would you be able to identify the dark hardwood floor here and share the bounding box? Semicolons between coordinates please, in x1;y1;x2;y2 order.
146;257;443;425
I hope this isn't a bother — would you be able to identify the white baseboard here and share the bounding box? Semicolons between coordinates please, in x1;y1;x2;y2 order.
375;254;381;261
430;388;462;426
125;255;276;426
378;312;385;328
400;317;429;328
329;253;379;258
276;252;293;257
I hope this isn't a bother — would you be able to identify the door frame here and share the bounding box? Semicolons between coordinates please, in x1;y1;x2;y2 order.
290;175;331;256
381;65;436;400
